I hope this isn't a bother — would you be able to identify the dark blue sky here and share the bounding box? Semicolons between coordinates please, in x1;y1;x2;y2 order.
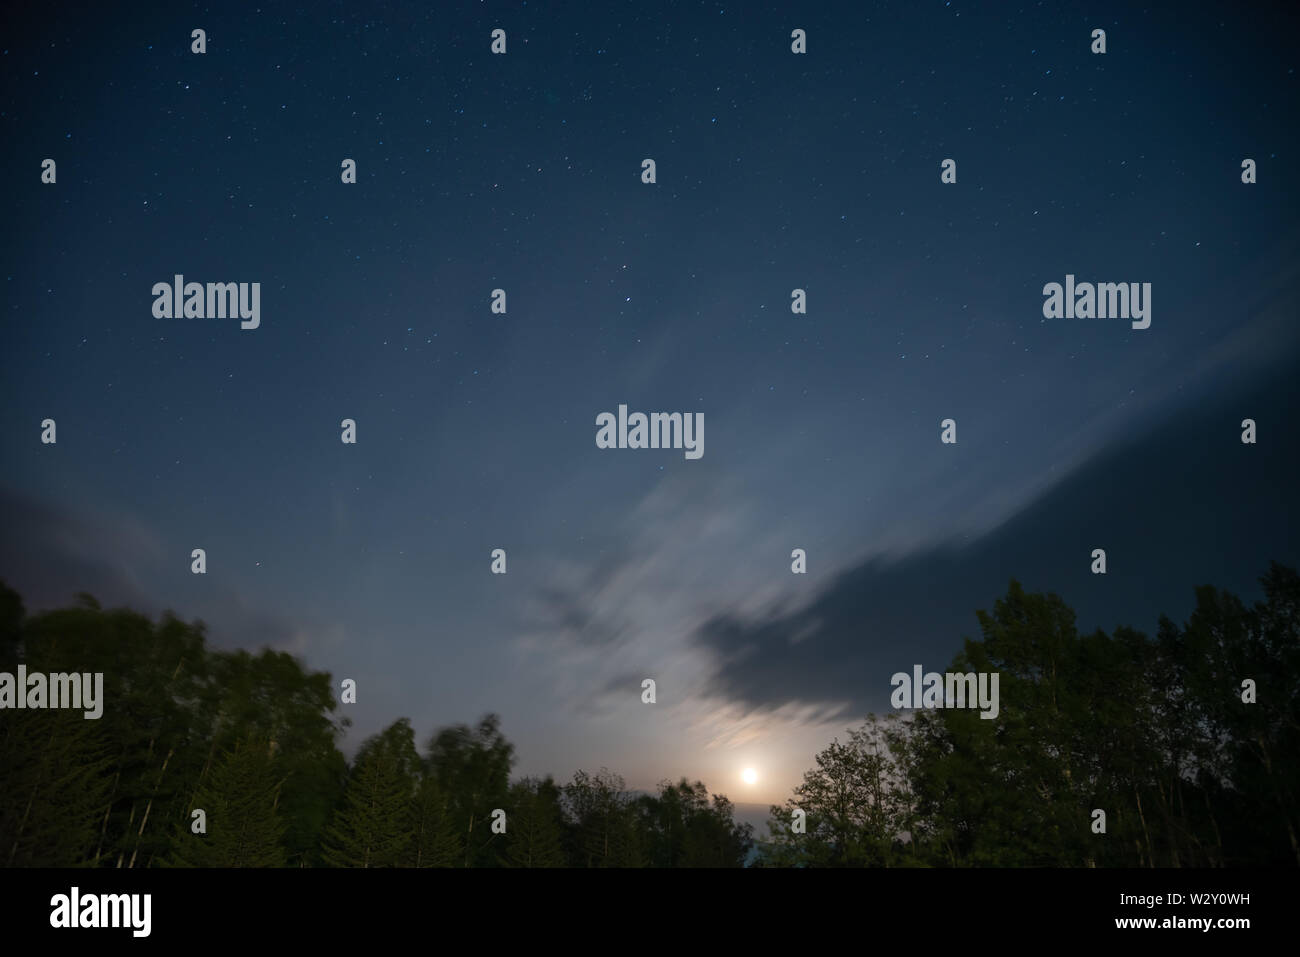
2;1;1297;802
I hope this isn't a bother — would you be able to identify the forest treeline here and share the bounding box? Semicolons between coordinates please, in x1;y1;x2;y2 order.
0;563;1296;868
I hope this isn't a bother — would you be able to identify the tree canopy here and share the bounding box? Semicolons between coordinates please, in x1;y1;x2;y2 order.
2;563;1294;868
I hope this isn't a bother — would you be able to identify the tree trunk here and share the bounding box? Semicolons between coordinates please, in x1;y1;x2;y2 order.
128;747;173;868
1134;787;1153;867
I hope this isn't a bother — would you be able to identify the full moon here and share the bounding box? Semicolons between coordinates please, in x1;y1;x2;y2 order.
741;767;758;785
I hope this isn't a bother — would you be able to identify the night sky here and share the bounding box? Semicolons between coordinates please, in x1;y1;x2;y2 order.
2;1;1297;806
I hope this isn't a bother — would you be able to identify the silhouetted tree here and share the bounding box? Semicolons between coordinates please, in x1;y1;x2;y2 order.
167;737;287;867
321;719;419;867
425;714;514;867
503;776;566;867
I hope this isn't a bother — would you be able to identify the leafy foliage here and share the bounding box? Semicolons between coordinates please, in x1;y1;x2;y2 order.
2;564;1295;867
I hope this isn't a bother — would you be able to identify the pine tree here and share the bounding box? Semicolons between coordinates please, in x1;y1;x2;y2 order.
0;707;113;867
504;777;566;868
167;737;287;867
411;775;462;867
320;720;418;867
